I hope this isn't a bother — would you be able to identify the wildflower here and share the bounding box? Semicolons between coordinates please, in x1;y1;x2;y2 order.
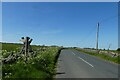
9;73;12;75
18;57;21;59
17;61;19;64
5;73;7;75
32;62;34;64
4;50;7;52
5;75;9;78
3;53;6;55
23;62;26;64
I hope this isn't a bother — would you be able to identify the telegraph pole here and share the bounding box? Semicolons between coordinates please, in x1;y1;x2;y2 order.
108;44;111;50
96;22;99;52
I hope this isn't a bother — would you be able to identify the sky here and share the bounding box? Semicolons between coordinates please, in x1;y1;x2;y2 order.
2;2;118;50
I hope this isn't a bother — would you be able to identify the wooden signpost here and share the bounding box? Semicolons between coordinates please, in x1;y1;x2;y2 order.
20;37;33;62
3;37;33;64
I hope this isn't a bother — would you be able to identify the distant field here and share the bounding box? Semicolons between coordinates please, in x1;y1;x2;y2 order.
1;43;62;79
2;43;47;51
2;43;22;52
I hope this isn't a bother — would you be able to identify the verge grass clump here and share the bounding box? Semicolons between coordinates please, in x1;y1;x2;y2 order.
2;43;62;79
75;48;120;64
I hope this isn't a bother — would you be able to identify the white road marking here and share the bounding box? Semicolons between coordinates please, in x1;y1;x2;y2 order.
78;57;94;68
72;52;76;55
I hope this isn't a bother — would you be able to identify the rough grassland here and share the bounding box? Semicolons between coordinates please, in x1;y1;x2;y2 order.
2;43;62;79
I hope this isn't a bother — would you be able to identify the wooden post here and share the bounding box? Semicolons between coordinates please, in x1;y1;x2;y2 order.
28;39;33;52
20;37;33;63
25;37;30;62
3;37;33;64
25;37;27;62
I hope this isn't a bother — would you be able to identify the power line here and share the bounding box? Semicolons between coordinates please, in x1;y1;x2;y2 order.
99;15;118;25
78;15;118;49
79;25;96;47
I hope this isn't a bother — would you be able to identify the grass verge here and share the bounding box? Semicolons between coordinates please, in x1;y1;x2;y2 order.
2;44;63;79
75;48;120;64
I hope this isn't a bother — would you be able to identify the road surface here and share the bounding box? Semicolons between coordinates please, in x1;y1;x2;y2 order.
55;49;118;78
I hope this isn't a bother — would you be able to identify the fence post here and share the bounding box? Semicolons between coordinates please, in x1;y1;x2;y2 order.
25;37;30;62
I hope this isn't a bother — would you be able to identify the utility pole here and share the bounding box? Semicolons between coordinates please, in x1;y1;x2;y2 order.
108;44;111;50
108;44;111;54
96;22;99;53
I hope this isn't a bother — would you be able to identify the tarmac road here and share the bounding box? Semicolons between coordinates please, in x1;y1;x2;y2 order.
55;49;119;78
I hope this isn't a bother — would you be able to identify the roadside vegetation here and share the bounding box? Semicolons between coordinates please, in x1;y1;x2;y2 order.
2;43;62;79
75;48;120;64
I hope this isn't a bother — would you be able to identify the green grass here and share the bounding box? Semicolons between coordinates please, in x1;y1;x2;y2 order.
75;48;120;64
1;43;50;58
2;43;22;52
2;43;62;79
2;43;47;52
3;61;50;79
